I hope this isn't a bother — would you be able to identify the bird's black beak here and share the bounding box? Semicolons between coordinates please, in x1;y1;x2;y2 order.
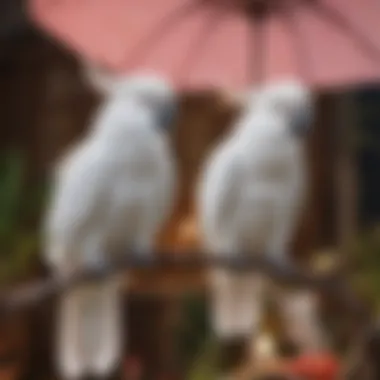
291;108;312;138
158;101;178;132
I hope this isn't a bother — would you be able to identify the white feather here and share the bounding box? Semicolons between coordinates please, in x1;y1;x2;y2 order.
197;80;324;351
44;74;177;379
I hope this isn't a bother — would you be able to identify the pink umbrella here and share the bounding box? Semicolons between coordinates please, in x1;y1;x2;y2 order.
29;0;380;90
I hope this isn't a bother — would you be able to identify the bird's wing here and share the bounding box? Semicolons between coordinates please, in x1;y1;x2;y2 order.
197;144;244;252
43;147;109;260
158;148;176;224
147;134;177;231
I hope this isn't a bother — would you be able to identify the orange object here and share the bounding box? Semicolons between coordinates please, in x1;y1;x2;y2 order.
283;353;340;380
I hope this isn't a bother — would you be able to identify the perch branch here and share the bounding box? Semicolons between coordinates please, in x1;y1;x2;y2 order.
0;253;369;323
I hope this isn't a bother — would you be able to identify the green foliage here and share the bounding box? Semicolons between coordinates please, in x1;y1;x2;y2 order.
185;338;218;380
348;226;380;311
0;150;25;238
0;150;48;284
176;294;236;380
175;294;214;376
176;294;209;362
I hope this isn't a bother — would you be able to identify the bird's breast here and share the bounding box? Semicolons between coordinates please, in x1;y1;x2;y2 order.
244;140;301;183
238;191;277;251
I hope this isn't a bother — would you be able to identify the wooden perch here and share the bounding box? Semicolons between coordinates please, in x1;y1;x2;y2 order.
0;253;368;324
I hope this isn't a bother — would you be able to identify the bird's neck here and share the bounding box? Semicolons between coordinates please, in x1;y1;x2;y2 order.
232;110;279;140
89;98;154;142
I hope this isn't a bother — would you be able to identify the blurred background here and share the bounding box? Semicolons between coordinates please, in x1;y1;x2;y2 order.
1;1;380;380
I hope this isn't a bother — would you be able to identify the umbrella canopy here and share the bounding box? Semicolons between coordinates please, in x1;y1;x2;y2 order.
29;0;380;90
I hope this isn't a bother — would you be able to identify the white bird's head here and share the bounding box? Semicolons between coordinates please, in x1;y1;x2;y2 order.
109;73;178;133
256;79;314;138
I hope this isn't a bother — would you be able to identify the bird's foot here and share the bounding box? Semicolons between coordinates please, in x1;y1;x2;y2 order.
130;245;155;268
84;258;111;281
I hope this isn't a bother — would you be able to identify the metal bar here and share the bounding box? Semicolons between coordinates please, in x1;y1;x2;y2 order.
176;6;226;84
250;15;266;84
282;4;313;81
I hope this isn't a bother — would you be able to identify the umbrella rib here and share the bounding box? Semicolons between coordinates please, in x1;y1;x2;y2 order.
122;0;205;68
176;7;226;84
281;5;313;81
308;0;380;64
249;15;266;85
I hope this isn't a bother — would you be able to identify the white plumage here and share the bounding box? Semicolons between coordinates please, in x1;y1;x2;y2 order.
43;74;177;379
198;80;326;351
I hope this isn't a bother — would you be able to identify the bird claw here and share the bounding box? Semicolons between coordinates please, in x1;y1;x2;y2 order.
130;248;155;268
85;259;110;281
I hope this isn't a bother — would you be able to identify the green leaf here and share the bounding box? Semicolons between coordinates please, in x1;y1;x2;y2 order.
348;226;380;309
186;338;218;380
0;150;25;238
0;149;46;283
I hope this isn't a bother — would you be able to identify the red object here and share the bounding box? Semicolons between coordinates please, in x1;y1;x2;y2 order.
283;353;340;380
29;0;380;90
123;356;143;380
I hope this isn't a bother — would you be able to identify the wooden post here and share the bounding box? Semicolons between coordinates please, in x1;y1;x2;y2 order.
334;92;359;252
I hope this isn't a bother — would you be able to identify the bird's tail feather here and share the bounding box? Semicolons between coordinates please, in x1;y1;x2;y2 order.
275;289;328;352
209;269;264;340
56;276;124;379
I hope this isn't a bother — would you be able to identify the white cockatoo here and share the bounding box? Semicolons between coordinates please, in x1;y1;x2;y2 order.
197;80;325;372
43;73;178;380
